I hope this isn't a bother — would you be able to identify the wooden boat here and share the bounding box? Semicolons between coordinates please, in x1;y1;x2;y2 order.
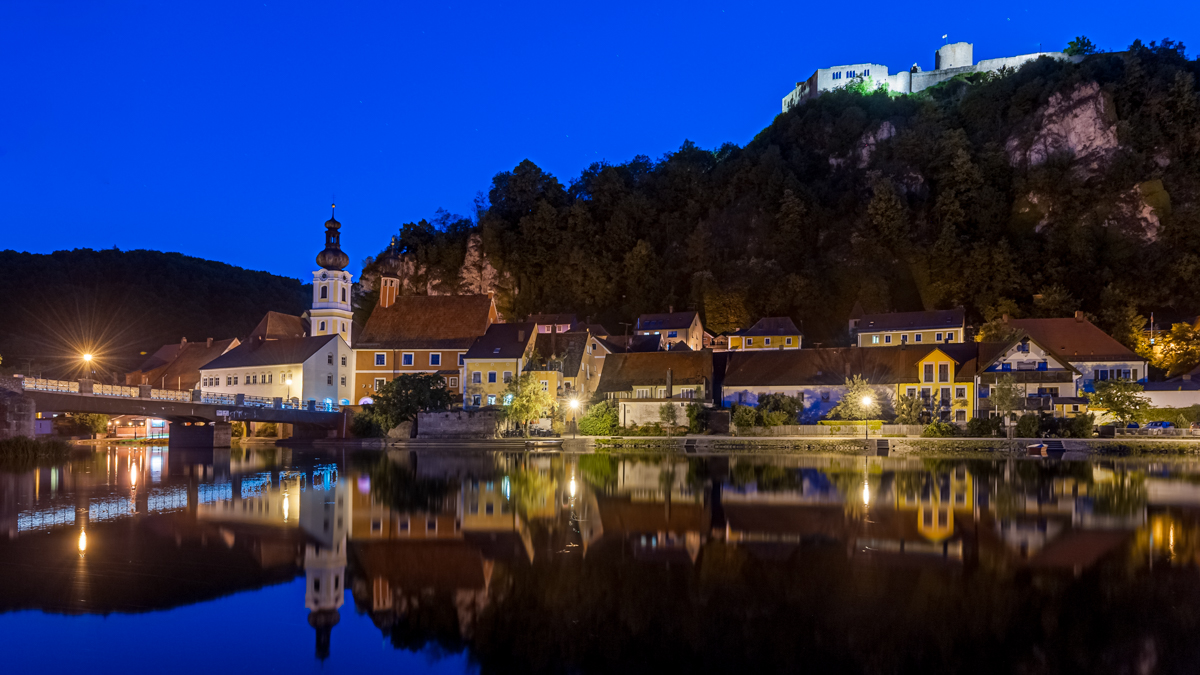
1026;443;1048;457
525;439;564;451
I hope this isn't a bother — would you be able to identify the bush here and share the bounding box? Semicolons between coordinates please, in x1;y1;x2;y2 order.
756;393;802;423
1069;413;1096;438
732;404;760;428
350;410;387;438
965;416;1002;437
579;401;620;436
230;421;246;438
763;410;791;427
254;422;278;437
921;421;959;437
1015;414;1041;438
686;403;706;434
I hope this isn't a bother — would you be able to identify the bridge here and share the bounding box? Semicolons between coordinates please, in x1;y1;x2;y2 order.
14;378;350;448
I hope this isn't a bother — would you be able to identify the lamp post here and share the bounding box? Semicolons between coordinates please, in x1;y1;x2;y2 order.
569;398;579;439
286;377;293;404
82;352;95;378
861;395;873;444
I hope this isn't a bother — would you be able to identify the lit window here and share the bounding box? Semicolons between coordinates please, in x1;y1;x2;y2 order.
668;331;678;338
487;394;496;405
430;353;441;366
449;377;458;387
374;378;385;391
871;335;880;344
375;353;386;366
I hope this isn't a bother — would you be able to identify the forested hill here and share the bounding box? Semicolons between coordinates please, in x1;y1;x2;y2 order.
374;39;1200;348
0;248;308;377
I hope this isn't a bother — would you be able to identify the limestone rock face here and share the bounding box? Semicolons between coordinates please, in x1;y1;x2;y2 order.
1006;82;1118;174
457;233;502;295
857;121;895;168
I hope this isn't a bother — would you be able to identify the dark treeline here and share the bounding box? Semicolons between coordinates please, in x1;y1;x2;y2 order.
0;248;309;377
375;39;1200;347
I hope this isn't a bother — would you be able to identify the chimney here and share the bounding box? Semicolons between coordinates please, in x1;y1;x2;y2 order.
207;337;213;348
517;329;526;343
379;276;398;309
181;337;187;345
665;368;673;399
668;305;674;314
1075;310;1084;323
487;290;495;302
1002;314;1010;324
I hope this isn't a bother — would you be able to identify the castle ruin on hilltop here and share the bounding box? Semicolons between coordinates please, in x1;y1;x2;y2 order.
781;41;1083;113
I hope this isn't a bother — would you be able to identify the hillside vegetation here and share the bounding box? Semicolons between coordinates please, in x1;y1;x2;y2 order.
0;248;308;377
374;39;1200;348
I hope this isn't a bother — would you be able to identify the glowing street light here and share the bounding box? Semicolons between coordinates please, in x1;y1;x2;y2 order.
286;377;294;402
569;398;580;439
861;395;873;442
78;529;87;553
82;352;95;378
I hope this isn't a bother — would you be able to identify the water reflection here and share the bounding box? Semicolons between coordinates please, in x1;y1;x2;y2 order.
5;446;1200;672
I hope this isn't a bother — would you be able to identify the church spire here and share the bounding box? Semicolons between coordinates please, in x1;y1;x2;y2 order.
316;204;349;271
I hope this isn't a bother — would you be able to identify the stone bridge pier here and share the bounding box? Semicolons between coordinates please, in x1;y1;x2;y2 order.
168;422;232;449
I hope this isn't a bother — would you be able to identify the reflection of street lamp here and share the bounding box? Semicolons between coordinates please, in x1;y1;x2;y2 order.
569;398;580;439
861;395;872;443
78;529;87;554
569;476;577;498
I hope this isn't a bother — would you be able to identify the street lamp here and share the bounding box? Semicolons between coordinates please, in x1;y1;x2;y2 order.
286;377;293;403
82;353;95;378
861;395;872;443
569;398;580;439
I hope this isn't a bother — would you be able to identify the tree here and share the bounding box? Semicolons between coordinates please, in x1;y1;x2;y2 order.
1155;322;1200;377
503;373;558;436
75;413;108;438
1087;378;1152;426
578;401;619;436
828;376;881;421
894;395;924;425
756;393;803;423
370;373;454;431
989;374;1023;439
659;403;680;437
1063;36;1098;56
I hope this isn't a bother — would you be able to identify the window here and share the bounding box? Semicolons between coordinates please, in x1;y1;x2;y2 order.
681;388;695;398
746;338;753;346
538;325;551;333
938;364;949;383
668;330;678;338
1097;369;1108;381
340;376;346;386
488;371;497;383
319;321;326;331
430;353;441;366
504;393;513;405
449;377;458;387
955;387;966;399
327;354;333;365
402;353;414;366
374;378;385;391
226;376;231;385
785;337;793;346
821;391;830;402
884;335;892;344
947;332;955;341
233;376;238;385
940;388;951;403
400;518;410;532
472;394;482;406
921;387;931;401
915;333;923;342
472;371;482;384
426;518;437;532
320;286;328;299
341;322;346;333
327;375;333;385
637;388;650;399
765;338;772;346
485;503;494;516
250;375;256;384
871;335;880;344
906;387;917;397
938;510;948;528
487;394;496;405
1132;369;1139;380
923;510;933;527
375;353;386;366
936;332;943;342
493;348;501;354
268;374;273;384
341;287;346;302
923;364;934;382
458;353;466;366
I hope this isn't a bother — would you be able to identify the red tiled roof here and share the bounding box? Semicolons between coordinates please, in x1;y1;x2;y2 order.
723;345;978;387
858;307;965;332
1007;317;1141;362
595;350;714;395
359;294;495;350
248;311;309;340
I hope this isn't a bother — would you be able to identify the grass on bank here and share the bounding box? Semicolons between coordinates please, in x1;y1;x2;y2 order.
0;436;74;471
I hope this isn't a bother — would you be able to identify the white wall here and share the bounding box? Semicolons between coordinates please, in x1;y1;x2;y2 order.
722;384;892;423
200;336;353;404
619;400;690;427
1143;388;1200;409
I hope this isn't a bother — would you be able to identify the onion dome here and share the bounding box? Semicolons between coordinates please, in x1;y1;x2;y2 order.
379;236;402;278
316;204;350;270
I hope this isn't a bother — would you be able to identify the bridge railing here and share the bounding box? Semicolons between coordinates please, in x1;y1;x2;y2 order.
201;392;237;405
243;395;274;408
94;384;139;398
21;378;79;393
151;388;192;402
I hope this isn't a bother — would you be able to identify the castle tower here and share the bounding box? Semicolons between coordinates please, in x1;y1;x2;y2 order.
312;204;354;345
378;237;401;309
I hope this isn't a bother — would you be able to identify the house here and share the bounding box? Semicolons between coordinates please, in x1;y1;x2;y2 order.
1142;364;1200;408
853;307;966;347
354;292;498;404
523;331;589;401
527;314;578;334
975;332;1081;418
248;311;309;340
595;350;714;402
462;322;537;408
893;344;979;423
635;310;704;351
199;333;353;407
125;337;240;390
727;317;802;351
1006;313;1147;395
702;331;728;351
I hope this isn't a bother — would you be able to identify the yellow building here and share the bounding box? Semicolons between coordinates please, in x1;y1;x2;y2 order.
894;345;978;423
727;317;803;351
895;464;975;542
353;290;498;404
851;306;966;348
462;322;537;407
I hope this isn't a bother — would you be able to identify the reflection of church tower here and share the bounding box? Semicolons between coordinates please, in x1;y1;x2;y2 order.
312;204;354;346
303;478;349;661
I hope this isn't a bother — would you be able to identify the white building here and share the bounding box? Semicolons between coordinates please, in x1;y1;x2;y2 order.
199;334;354;407
312;205;354;346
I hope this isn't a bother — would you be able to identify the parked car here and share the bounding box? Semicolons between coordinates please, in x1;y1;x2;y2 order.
1145;421;1175;430
1126;422;1140;429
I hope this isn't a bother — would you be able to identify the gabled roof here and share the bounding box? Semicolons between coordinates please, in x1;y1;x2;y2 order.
201;335;340;370
358;294;495;350
578;323;611;338
248;311;309;340
734;317;802;337
597;334;660;353
723;345;980;388
595;351;713;396
526;313;577;326
636;311;699;331
858;307;965;332
527;332;587;377
464;322;536;360
975;331;1082;376
1007;317;1141;362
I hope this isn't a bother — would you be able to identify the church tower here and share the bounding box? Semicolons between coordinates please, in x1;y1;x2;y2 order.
312;204;354;346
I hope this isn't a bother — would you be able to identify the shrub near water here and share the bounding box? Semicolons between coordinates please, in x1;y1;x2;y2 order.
0;436;72;469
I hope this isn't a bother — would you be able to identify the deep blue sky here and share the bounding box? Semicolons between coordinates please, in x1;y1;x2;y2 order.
3;1;1198;281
